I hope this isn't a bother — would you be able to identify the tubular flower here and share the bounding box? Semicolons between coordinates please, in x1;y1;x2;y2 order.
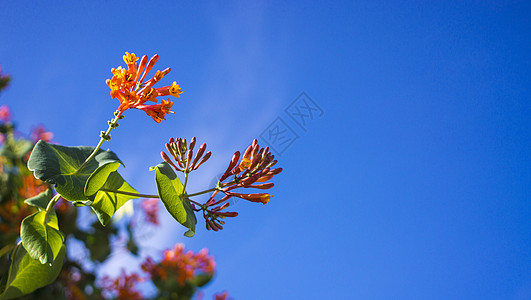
106;52;184;122
141;244;215;286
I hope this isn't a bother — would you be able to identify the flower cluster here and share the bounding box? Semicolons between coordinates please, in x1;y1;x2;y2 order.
159;137;282;231
106;52;183;123
100;270;143;300
141;244;215;286
203;139;282;231
161;137;212;173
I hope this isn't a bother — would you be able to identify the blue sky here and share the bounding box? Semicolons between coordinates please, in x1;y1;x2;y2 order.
1;1;531;299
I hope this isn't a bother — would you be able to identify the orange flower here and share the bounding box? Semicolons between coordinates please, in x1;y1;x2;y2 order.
106;52;183;122
100;270;143;300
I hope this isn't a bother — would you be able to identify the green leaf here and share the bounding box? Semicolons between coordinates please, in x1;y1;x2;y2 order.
90;172;138;226
190;273;213;287
151;162;196;237
24;188;52;210
20;210;64;264
27;140;122;201
85;162;120;196
0;243;66;300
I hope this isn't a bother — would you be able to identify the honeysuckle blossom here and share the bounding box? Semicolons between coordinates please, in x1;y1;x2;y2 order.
106;52;183;122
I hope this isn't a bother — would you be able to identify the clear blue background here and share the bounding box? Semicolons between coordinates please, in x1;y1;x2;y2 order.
1;1;530;299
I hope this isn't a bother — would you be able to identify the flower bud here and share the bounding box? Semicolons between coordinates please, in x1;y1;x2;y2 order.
191;143;206;169
220;151;240;182
216;211;238;218
161;151;180;171
189;137;197;151
193;151;211;170
248;183;274;189
185;149;193;172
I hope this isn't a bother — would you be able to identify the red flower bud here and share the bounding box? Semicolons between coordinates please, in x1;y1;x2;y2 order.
189;137;197;151
216;211;238;217
185;149;193;172
161;151;180;171
191;143;206;170
220;151;240;182
248;183;274;189
193;151;211;170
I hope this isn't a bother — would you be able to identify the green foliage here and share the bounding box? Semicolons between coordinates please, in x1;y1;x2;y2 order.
0;139;32;161
0;244;66;300
190;273;213;287
24;189;52;211
20;210;64;264
85;162;121;196
151;162;196;237
27;141;122;201
90;172;139;226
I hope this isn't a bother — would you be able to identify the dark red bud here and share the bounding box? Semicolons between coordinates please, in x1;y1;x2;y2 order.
191;143;206;169
189;137;197;151
213;221;223;231
249;153;262;171
220;151;241;182
185;149;193;171
256;175;273;182
165;143;178;160
263;146;269;156
251;144;259;160
193;151;211;170
242;145;253;160
248;182;275;189
240;174;260;187
267;160;278;168
161;151;180;171
217;211;238;217
268;168;283;175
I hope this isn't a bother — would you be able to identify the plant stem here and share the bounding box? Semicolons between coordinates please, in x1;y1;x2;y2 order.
75;110;123;174
99;188;159;199
183;172;189;190
0;243;14;258
186;187;218;197
44;194;62;222
186;198;203;207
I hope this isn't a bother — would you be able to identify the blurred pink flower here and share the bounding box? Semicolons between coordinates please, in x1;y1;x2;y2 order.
30;125;54;143
141;198;160;225
0;105;11;122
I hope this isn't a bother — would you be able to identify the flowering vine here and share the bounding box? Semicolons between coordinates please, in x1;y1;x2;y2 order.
0;52;283;299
